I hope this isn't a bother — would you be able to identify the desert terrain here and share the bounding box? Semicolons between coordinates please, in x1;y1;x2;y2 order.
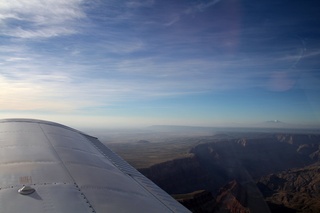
101;126;320;212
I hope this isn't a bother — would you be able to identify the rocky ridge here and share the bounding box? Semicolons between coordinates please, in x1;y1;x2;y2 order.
139;133;320;212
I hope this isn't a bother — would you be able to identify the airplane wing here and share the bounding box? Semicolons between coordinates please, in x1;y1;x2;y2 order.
0;119;190;213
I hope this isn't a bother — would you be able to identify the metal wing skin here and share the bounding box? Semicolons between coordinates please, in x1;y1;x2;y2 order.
0;119;190;213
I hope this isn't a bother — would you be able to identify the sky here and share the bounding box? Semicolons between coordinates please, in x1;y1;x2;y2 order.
0;0;320;129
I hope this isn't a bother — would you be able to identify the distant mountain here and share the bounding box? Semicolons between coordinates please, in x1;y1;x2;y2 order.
255;120;291;128
255;120;320;131
148;125;216;133
148;124;320;135
265;120;285;124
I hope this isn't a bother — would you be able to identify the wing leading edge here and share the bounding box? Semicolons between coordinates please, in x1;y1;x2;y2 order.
0;119;190;213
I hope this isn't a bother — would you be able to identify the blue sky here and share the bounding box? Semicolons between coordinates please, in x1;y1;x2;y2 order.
1;0;320;128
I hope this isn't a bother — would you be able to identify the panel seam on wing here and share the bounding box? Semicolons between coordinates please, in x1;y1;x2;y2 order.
84;136;187;212
38;123;97;213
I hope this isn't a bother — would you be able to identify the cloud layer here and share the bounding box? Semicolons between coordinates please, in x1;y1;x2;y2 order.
0;0;85;38
0;0;319;127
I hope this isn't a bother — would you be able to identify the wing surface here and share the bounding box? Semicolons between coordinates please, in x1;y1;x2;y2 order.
0;119;190;213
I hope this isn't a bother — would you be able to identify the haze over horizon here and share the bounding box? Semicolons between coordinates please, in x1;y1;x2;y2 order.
1;0;320;129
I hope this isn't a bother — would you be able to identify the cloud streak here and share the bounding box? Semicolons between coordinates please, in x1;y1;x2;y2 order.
0;0;319;127
0;0;86;38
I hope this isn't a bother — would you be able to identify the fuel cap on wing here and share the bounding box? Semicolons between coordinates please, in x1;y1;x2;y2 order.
18;185;35;195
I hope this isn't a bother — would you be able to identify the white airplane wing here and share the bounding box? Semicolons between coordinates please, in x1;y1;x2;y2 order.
0;119;190;213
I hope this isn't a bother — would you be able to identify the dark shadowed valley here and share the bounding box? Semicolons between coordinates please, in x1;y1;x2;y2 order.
103;127;320;213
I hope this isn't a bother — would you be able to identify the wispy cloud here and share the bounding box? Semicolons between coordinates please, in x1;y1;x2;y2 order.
3;27;77;38
0;0;86;38
4;57;31;62
126;0;155;8
164;16;180;27
185;0;222;14
98;39;145;54
0;0;319;127
0;48;252;113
